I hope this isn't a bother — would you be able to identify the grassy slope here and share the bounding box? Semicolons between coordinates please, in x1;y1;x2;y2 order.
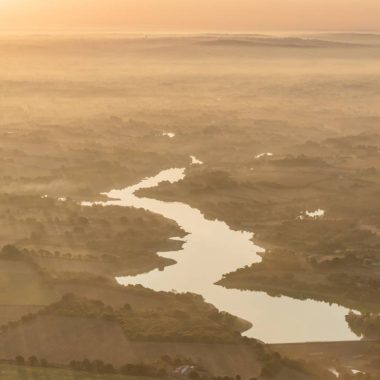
0;315;262;378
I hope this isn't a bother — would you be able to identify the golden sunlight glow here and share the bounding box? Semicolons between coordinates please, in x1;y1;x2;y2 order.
0;0;379;32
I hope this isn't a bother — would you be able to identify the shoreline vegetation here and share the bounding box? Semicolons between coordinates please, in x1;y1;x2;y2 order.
0;194;186;278
1;293;250;343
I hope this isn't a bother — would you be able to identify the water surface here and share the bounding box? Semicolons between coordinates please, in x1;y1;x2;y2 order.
85;167;357;343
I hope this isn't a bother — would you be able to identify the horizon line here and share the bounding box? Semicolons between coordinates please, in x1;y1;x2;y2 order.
0;28;380;35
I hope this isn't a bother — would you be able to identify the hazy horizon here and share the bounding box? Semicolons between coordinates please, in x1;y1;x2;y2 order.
1;0;380;33
0;30;380;38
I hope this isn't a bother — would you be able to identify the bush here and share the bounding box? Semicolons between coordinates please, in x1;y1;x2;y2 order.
1;245;23;259
157;368;168;377
82;359;93;372
70;360;84;370
189;370;200;379
15;355;25;365
28;356;39;367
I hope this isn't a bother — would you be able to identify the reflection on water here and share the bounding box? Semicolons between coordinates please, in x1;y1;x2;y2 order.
190;155;203;165
162;132;175;138
298;209;325;220
255;152;273;159
84;168;357;343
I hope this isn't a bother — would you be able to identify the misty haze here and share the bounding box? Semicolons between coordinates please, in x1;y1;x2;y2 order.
0;5;379;380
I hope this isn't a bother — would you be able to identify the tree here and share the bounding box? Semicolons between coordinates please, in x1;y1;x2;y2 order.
82;358;93;371
15;355;25;365
104;364;115;374
157;368;168;377
1;244;22;259
189;370;200;379
28;356;39;367
93;360;105;373
70;360;81;370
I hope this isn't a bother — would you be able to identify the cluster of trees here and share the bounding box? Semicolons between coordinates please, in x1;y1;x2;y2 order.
117;307;241;343
0;191;184;277
120;363;168;377
1;243;129;266
259;351;331;379
260;352;286;378
257;219;377;257
271;155;329;168
1;244;110;264
55;293;242;342
160;354;195;367
0;244;51;281
69;356;258;380
68;359;248;380
2;293;245;344
0;244;24;260
220;243;380;313
24;246;102;262
49;271;113;286
15;355;48;367
43;293;115;320
0;295;113;334
69;357;200;378
346;312;380;339
13;354;207;379
70;359;116;374
222;264;380;314
1;312;38;334
11;351;333;380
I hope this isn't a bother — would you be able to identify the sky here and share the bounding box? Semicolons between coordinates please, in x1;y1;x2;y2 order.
0;0;379;33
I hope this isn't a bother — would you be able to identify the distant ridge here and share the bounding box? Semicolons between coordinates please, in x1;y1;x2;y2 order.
198;36;371;49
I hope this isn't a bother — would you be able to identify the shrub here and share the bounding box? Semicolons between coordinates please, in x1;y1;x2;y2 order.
15;355;25;365
28;356;39;367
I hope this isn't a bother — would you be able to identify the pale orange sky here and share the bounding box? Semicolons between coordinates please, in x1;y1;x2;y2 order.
0;0;379;32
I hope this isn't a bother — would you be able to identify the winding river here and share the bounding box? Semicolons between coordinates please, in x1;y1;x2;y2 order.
85;167;358;344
